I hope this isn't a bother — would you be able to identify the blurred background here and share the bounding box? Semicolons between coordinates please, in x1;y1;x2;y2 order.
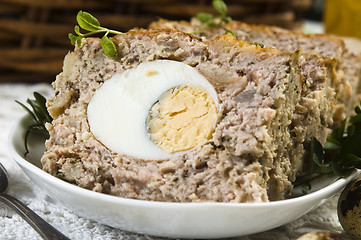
0;0;359;83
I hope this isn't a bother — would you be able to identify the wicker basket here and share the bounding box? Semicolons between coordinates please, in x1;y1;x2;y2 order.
0;0;311;83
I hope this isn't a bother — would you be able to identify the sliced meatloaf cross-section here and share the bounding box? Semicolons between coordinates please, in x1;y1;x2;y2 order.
41;28;337;202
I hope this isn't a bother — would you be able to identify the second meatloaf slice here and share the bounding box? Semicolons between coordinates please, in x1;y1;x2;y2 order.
150;19;348;124
41;28;336;202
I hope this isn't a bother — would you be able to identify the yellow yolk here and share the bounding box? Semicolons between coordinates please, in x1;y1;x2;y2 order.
147;85;217;153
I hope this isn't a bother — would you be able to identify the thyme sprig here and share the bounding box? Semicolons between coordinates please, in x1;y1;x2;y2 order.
16;92;52;156
298;103;361;193
197;0;232;27
196;0;235;37
68;11;122;57
249;42;265;48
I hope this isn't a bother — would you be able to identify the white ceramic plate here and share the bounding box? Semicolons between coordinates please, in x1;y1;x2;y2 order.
8;115;359;239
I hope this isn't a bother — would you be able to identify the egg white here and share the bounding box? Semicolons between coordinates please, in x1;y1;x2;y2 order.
87;60;219;160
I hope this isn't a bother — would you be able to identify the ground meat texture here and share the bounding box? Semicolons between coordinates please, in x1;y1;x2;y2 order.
150;18;361;125
41;28;337;202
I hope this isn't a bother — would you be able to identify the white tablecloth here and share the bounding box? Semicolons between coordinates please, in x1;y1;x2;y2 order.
0;83;346;240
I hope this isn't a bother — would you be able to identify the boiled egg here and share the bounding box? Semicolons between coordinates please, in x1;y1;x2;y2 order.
87;60;219;160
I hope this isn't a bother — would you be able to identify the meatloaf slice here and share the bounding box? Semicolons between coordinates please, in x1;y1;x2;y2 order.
342;37;361;112
41;28;336;202
150;19;357;124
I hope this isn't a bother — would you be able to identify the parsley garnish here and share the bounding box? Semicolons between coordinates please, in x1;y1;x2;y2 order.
196;0;235;37
249;42;265;48
16;92;52;156
297;103;361;193
68;11;122;57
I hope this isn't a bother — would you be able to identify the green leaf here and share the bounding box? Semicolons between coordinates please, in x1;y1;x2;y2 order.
345;153;361;168
76;11;101;32
69;11;123;55
337;131;361;162
101;34;117;57
68;33;82;47
68;33;77;45
334;118;347;142
28;124;48;136
195;1;232;37
25;99;38;115
310;156;320;175
33;92;52;123
301;182;311;194
323;140;341;150
225;29;235;38
249;42;265;48
74;25;82;36
27;99;43;123
349;113;361;125
311;137;324;163
208;22;221;28
197;12;214;24
15;100;37;122
319;165;333;174
223;16;232;24
324;134;342;149
16;92;53;156
349;114;361;132
347;124;355;136
355;105;361;114
331;161;354;177
213;0;227;17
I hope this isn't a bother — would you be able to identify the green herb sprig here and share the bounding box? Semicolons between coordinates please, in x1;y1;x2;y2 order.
196;0;235;37
298;103;361;193
69;11;122;57
249;42;265;48
16;92;52;156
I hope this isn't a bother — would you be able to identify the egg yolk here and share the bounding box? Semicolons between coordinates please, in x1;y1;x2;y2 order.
147;85;217;153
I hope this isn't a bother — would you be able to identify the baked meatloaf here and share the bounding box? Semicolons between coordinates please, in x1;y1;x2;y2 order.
41;28;337;202
150;18;361;123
